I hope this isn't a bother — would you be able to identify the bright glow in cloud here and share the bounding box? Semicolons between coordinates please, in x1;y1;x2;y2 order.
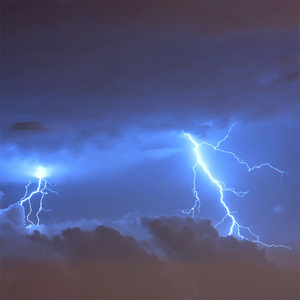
34;166;48;178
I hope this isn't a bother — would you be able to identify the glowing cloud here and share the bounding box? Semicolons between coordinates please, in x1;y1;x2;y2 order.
34;166;48;178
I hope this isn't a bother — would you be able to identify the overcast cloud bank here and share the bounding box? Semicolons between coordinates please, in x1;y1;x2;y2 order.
1;204;299;299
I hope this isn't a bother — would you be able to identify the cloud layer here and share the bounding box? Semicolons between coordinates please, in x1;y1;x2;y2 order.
1;1;298;182
1;204;266;264
1;204;299;299
1;3;299;298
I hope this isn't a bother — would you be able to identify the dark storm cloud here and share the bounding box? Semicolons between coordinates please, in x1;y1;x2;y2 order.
146;217;218;261
2;2;298;125
27;226;157;263
1;205;266;265
11;121;49;131
1;206;299;299
144;216;266;264
1;1;298;182
0;204;62;260
0;2;299;277
1;4;299;299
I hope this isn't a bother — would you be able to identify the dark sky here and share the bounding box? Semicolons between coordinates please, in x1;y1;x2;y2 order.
0;1;299;298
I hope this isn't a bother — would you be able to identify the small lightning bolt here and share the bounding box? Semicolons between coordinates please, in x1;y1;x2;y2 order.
182;124;291;249
19;167;58;226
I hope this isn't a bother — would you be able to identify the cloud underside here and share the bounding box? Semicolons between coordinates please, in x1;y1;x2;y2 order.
1;1;298;185
2;1;299;158
10;121;50;131
1;204;299;299
0;204;265;263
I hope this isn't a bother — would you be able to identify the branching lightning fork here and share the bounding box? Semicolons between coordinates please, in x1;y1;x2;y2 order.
181;123;291;249
19;170;58;226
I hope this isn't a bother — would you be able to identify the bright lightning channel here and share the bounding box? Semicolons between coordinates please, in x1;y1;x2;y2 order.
19;167;58;226
182;123;291;249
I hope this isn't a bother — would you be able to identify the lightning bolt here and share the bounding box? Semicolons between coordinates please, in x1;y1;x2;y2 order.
19;175;58;226
182;123;291;249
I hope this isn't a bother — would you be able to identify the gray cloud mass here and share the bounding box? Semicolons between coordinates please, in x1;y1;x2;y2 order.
1;204;299;299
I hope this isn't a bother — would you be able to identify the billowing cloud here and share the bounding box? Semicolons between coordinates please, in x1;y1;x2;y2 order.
0;204;266;264
144;216;266;264
27;226;157;263
1;205;299;299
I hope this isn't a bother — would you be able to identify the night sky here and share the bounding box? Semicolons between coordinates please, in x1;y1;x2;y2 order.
1;1;299;299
